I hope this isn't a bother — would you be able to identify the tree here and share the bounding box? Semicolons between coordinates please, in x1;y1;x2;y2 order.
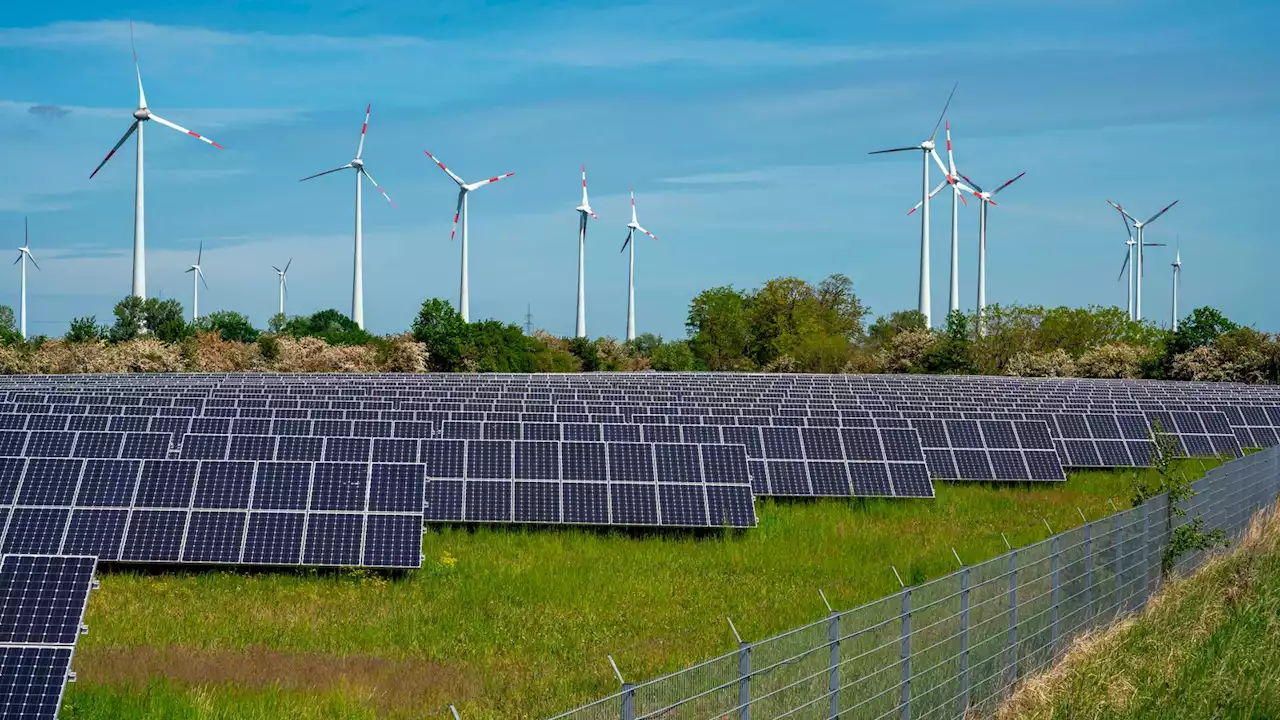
922;310;974;374
567;337;601;372
867;310;927;349
281;309;372;346
194;311;259;343
1169;306;1237;356
627;333;663;358
268;313;288;334
0;305;21;346
108;297;190;344
687;286;753;370
411;299;467;371
66;317;104;343
650;340;695;371
462;320;537;372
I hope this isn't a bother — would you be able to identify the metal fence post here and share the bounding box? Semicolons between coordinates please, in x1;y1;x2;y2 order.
1082;516;1094;625
828;610;840;720
900;586;912;720
1113;510;1124;618
621;684;635;720
1142;501;1153;605
959;563;971;712
738;641;751;720
1050;533;1060;650
1005;545;1018;687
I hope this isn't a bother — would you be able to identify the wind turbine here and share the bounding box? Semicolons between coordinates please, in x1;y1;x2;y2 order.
14;218;40;340
1113;209;1137;319
424;150;515;323
1171;238;1182;331
88;20;223;300
1107;199;1177;322
273;258;292;316
869;82;959;328
299;104;394;330
574;165;598;338
184;241;208;321
906;121;974;315
621;187;658;342
957;170;1025;333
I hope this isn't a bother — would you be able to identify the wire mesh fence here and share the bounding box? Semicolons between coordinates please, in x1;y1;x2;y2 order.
546;446;1280;720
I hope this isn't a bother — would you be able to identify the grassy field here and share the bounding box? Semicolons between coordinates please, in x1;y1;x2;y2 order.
61;463;1218;720
1000;498;1280;720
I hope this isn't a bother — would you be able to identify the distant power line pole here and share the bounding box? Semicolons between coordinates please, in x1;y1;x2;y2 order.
524;304;534;335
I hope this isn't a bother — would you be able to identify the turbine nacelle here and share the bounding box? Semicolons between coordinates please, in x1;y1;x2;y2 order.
351;158;364;170
132;107;151;121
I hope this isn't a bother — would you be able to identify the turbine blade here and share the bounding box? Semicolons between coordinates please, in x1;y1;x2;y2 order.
1107;199;1138;224
630;186;638;224
27;253;40;272
1144;242;1166;247
185;267;194;273
620;230;633;253
868;146;920;155
355;103;371;159
283;257;292;274
636;225;658;241
1117;249;1130;281
199;267;209;290
945;120;957;174
467;172;515;191
1144;200;1179;225
930;149;951;180
12;254;20;266
929;81;958;143
959;173;985;194
272;266;282;273
148;114;224;149
89;122;139;179
130;20;147;108
450;191;463;241
299;164;352;182
990;171;1026;196
359;167;394;206
908;179;951;215
424;150;466;186
197;240;203;266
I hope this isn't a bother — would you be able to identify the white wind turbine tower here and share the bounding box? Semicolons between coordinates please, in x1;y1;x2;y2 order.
184;241;208;321
574;165;598;338
424;150;515;323
14;218;40;340
1107;199;1177;322
273;258;292;316
621;187;659;342
89;20;223;299
869;82;959;328
299;104;394;330
906;121;975;315
1171;238;1182;331
1113;209;1138;319
957;169;1025;333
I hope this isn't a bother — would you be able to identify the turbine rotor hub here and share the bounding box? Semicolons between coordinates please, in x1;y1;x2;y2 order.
351;158;364;169
133;108;151;121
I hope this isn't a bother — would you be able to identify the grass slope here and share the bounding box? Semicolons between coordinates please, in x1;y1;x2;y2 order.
1000;500;1280;720
62;464;1215;720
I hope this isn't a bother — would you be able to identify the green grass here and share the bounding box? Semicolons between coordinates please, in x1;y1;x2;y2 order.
63;463;1217;720
1000;499;1280;720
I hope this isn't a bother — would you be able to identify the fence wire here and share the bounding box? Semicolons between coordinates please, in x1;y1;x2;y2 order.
547;446;1280;720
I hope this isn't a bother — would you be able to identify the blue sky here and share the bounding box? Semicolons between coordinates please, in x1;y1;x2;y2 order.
0;0;1276;339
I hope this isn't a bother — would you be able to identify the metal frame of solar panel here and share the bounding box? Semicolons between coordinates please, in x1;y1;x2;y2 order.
420;439;756;528
0;458;424;568
0;554;97;720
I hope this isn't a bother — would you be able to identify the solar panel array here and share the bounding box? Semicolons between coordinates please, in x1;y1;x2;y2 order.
909;419;1066;481
0;458;424;568
0;554;97;720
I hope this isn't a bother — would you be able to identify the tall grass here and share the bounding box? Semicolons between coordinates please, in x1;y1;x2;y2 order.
64;464;1216;720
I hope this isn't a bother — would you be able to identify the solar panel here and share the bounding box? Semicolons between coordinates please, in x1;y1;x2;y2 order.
0;554;97;720
909;419;1065;482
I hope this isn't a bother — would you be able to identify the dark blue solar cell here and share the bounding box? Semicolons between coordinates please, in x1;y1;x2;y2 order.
193;461;255;509
849;462;892;496
483;422;521;441
313;419;354;437
513;481;560;523
642;425;681;444
1211;434;1243;458
362;514;422;568
953;450;994;480
989;450;1029;480
0;646;74;719
74;460;139;507
800;428;844;461
149;417;192;443
881;429;925;462
700;445;749;485
1199;412;1233;436
324;437;372;463
442;421;481;440
910;419;949;448
562;442;606;481
231;418;271;436
563;482;607;524
423;479;463;521
839;428;885;461
352;420;392;438
466;440;512;480
16;458;82;506
135;460;199;508
945;420;984;449
603;424;642;443
514;441;559;481
24;431;73;458
302;512;365;565
1013;421;1055;450
62;508;128;559
2;508;69;554
276;435;324;462
808;461;851;495
465;480;512;522
1085;415;1122;440
179;434;227;461
924;449;958;479
658;484;707;526
705;485;754;527
272;419;312;436
607;443;654;483
761;427;804;460
679;426;720;445
241;512;305;565
26;415;68;432
372;438;417;463
1182;434;1215;457
0;431;27;456
191;417;231;435
227;435;277;461
369;464;424;513
889;463;934;498
721;427;763;458
120;509;187;561
421;439;464;478
521;423;560;441
393;420;435;439
182;511;247;563
1055;414;1091;440
1025;451;1067;480
310;463;368;512
765;461;810;495
71;431;123;459
655;444;701;483
611;483;658;525
1095;441;1133;467
979;421;1020;449
0;416;23;431
252;462;313;510
1063;440;1103;467
562;424;600;442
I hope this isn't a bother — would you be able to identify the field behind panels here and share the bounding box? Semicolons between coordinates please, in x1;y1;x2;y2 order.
0;372;1274;719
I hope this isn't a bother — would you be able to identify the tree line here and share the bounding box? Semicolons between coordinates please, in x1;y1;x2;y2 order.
0;274;1274;382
